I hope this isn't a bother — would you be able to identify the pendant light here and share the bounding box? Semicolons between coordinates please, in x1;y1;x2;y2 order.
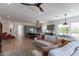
63;14;68;25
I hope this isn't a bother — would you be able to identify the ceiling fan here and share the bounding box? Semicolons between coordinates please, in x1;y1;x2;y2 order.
21;3;44;12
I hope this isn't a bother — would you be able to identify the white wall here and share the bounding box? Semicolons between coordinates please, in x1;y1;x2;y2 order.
2;21;11;33
46;15;79;34
0;17;11;33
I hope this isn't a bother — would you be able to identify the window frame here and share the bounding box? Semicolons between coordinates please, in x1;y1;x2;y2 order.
58;22;79;38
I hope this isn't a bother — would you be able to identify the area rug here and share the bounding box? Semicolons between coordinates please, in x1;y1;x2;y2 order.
3;47;35;56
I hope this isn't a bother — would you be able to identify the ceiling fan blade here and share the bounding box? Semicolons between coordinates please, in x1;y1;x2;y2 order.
21;3;35;6
38;6;44;12
35;3;44;12
20;3;44;12
35;3;42;6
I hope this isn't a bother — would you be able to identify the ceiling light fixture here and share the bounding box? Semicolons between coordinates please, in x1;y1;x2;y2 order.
70;9;73;11
7;16;10;21
63;14;68;25
8;16;10;18
7;3;11;4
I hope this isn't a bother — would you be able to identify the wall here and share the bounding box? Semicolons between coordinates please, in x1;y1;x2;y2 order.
0;18;11;33
2;21;11;33
46;15;79;34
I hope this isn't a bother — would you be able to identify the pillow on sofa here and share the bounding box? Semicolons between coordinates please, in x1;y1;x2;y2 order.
37;35;42;40
58;39;70;47
37;34;45;40
45;35;57;44
48;40;79;56
60;36;76;41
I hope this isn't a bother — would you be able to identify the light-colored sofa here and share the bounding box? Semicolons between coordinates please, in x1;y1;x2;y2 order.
32;35;79;56
33;35;60;49
48;40;79;56
32;40;79;56
33;35;75;49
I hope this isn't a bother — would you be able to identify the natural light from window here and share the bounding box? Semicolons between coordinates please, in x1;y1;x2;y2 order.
58;22;79;38
58;24;69;36
71;22;79;38
42;25;48;33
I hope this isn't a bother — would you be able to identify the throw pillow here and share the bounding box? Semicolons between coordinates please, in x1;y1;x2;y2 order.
58;39;70;47
37;34;45;40
37;35;42;40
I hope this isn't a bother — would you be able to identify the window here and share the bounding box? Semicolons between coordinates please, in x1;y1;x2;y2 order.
70;22;79;38
58;22;79;38
58;24;69;35
30;28;34;33
42;25;48;33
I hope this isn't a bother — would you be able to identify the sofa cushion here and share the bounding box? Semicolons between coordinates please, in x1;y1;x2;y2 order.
60;36;76;41
48;40;79;56
45;35;57;44
34;39;54;47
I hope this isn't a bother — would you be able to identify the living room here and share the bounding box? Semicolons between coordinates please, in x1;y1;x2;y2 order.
0;3;79;56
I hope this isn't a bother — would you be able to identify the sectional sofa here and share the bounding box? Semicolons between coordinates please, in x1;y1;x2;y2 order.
33;35;75;49
32;35;79;56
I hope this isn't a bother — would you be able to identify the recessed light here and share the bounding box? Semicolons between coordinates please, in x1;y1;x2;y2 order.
8;16;10;17
70;9;73;11
7;3;11;4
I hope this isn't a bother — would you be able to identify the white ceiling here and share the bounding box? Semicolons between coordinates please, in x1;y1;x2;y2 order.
0;3;79;24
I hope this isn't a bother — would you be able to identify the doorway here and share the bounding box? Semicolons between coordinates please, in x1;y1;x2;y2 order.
17;25;25;40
